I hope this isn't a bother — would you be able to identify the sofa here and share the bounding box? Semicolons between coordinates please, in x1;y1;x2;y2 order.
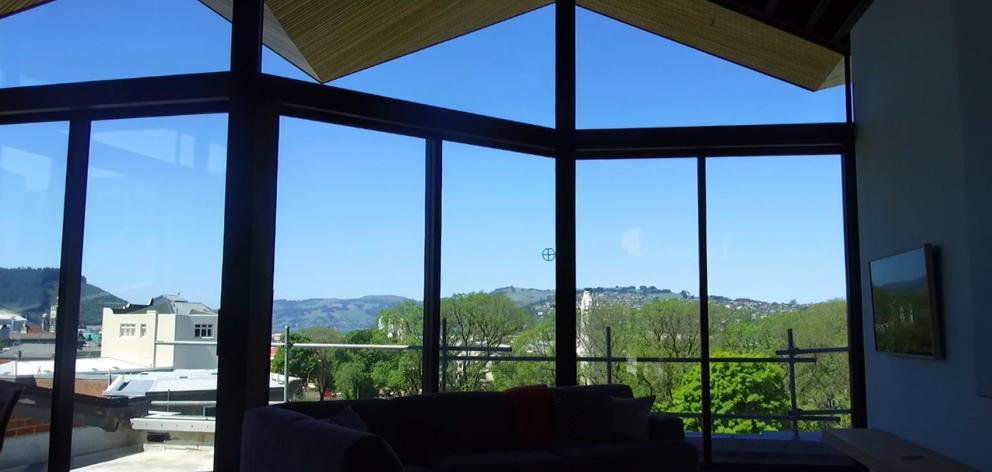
241;384;698;472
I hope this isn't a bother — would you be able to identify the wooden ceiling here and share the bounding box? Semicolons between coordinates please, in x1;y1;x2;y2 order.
0;0;50;20
3;0;873;91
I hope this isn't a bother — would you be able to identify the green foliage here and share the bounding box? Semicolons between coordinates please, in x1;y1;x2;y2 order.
491;316;555;390
298;327;343;400
0;267;127;325
271;332;319;393
275;291;851;435
672;355;790;434
441;292;528;391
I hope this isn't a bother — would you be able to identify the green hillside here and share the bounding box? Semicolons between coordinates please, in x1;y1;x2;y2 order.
273;295;410;333
0;267;127;326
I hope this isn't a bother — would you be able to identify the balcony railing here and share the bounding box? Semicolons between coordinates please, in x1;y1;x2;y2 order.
161;324;849;440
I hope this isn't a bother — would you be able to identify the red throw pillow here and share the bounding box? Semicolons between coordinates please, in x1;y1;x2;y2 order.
506;384;555;448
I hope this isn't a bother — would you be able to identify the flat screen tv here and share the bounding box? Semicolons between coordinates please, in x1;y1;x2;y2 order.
869;245;943;358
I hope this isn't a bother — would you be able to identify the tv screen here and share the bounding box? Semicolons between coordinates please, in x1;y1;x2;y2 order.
869;245;943;358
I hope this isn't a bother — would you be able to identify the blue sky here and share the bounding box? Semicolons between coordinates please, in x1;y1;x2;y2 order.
0;1;847;307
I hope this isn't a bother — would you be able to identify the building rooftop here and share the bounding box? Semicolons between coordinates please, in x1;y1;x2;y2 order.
0;343;56;360
113;295;216;317
105;369;290;398
0;357;148;377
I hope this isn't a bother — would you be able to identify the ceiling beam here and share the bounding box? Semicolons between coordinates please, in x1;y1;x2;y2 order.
834;0;874;41
764;0;778;15
806;0;832;30
707;0;847;54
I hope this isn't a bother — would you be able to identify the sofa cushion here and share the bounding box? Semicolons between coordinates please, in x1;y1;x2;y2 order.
506;384;555;448
558;384;634;399
550;440;698;472
403;467;433;472
430;450;568;472
325;406;370;433
552;388;613;445
278;399;397;443
241;406;404;472
648;413;686;442
391;392;514;464
611;396;655;440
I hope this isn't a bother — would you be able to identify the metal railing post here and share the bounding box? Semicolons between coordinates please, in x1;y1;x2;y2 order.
787;328;800;440
605;326;613;385
440;319;448;392
283;325;290;402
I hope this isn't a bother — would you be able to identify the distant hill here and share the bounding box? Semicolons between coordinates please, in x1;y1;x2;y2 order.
492;286;554;307
272;295;410;333
0;267;128;326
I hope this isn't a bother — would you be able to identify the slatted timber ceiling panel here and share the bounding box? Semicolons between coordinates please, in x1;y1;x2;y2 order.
199;0;317;78
578;0;845;90
201;0;554;83
4;0;853;91
0;0;50;20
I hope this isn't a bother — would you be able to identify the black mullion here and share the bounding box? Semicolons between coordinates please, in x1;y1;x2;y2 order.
841;148;867;429
214;0;270;470
844;55;854;124
48;119;91;472
554;0;578;387
697;156;713;466
842;53;867;431
422;139;443;393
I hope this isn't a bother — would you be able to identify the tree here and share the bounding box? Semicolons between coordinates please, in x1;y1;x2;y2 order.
671;353;790;434
492;315;555;389
370;301;423;396
332;329;383;399
298;326;343;400
441;292;528;391
271;332;319;398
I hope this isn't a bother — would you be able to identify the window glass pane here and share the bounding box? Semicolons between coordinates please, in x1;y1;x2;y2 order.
263;5;554;126
576;158;701;435
273;118;425;401
576;8;845;128
73;114;227;470
441;143;555;391
0;0;230;88
0;121;68;470
706;156;851;465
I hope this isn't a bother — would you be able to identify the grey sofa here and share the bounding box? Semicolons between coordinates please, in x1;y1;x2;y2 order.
241;384;698;472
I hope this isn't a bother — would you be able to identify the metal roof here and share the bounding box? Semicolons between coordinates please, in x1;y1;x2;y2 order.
0;357;146;377
113;295;217;317
0;343;56;360
104;369;288;398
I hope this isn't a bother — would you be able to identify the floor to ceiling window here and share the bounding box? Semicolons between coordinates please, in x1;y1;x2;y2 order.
273;118;425;401
705;155;850;465
0;122;68;470
576;158;701;430
72;114;227;470
441;143;556;391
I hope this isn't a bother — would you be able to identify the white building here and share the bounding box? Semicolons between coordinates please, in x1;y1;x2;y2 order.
101;295;218;369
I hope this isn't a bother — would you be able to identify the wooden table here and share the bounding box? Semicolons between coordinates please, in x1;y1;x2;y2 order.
823;429;978;472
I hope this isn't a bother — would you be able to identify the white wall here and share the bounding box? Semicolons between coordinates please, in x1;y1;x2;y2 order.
173;313;217;369
853;0;992;469
100;309;159;367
